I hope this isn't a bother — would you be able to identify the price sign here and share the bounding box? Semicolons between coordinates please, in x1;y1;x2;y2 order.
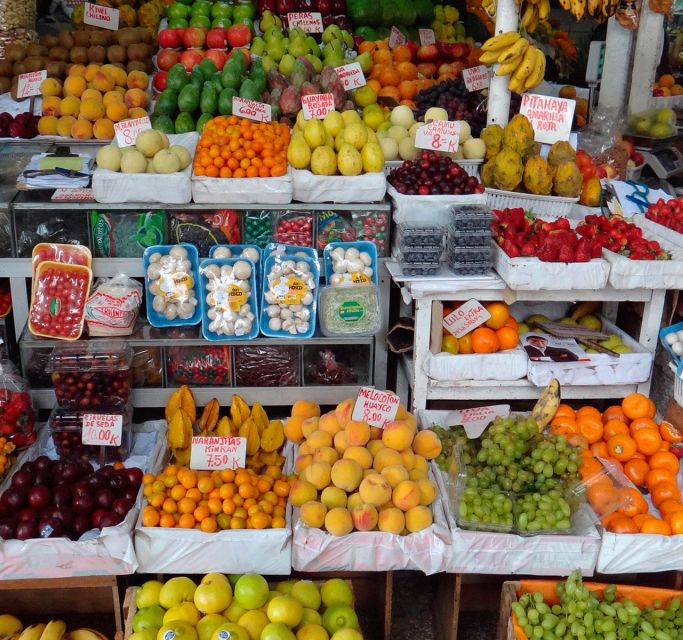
418;28;436;45
389;26;407;48
114;115;151;148
82;414;123;446
232;96;272;123
352;387;400;429
301;93;335;120
190;436;247;470
84;2;119;30
17;70;46;99
51;187;95;201
462;65;491;92
287;11;324;32
446;405;510;438
519;93;576;145
415;120;460;153
335;62;366;91
442;298;491;338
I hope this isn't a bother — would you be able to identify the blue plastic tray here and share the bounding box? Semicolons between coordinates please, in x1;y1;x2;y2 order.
323;240;378;286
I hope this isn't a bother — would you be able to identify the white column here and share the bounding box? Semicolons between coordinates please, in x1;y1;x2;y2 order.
598;17;636;113
628;1;665;113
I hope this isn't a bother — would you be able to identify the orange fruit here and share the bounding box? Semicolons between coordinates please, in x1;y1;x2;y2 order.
602;405;627;423
484;302;510;329
667;511;683;534
607;515;638;533
651;481;681;507
554;404;576;420
159;513;176;528
471;326;500;353
142;506;160;527
396;61;418;80
577;415;603;444
577;406;601;419
659;73;675;88
658;499;683;518
633;428;662;456
622;393;651;420
496;326;519;351
618;487;648;517
624;458;649;486
604;420;630;440
458;334;473;354
392;44;412;62
398;80;418;101
633;513;656;528
629;417;659;434
640;518;672;535
646;468;676;492
648;451;679;475
606;434;637;461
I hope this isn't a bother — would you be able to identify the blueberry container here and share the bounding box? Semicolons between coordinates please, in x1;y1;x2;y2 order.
400;262;441;276
446;261;491;276
449;205;492;231
398;246;442;264
323;241;378;286
397;223;444;249
448;228;491;248
446;245;492;263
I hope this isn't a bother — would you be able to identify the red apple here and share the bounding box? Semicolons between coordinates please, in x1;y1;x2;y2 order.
180;49;204;72
204;48;227;70
227;24;252;48
206;27;227;49
158;28;182;49
416;44;438;62
182;26;206;49
594;165;607;179
416;62;437;78
451;42;470;59
153;70;168;92
157;48;180;71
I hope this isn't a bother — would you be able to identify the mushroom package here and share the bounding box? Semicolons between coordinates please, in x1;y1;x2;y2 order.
324;241;378;286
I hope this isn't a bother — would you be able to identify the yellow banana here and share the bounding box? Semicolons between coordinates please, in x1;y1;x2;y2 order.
587;0;600;15
497;36;529;63
38;621;66;640
538;0;551;20
66;629;108;640
519;2;536;28
570;0;586;19
482;31;520;52
496;55;524;76
0;617;23;640
508;73;526;94
480;50;503;65
511;45;538;84
527;11;539;33
531;378;561;431
17;625;45;640
523;48;546;91
558;0;571;10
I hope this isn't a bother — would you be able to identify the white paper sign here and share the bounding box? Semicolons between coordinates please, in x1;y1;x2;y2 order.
446;405;510;438
389;26;407;48
301;93;335;120
418;28;436;45
17;70;46;99
442;298;491;338
519;93;576;145
84;2;119;30
114;116;151;148
232;96;272;122
415;120;460;153
190;436;247;470
287;11;323;33
335;62;366;91
352;387;401;428
51;187;94;201
82;414;123;446
462;65;490;92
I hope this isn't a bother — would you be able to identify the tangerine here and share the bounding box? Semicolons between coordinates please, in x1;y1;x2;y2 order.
471;326;499;353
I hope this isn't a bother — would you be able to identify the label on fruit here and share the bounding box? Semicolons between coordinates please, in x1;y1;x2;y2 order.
17;70;46;99
84;2;119;30
335;62;366;91
82;414;123;447
287;11;323;33
271;276;306;305
389;26;407;48
442;298;491;338
519;93;576;145
114;116;151;148
232;96;271;123
446;405;510;438
190;436;246;470
462;65;491;92
415;120;460;153
418;28;436;45
51;187;94;201
211;283;247;312
352;387;400;428
301;93;335;120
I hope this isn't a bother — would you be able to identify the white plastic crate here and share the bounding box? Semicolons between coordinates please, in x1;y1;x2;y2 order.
485;188;579;217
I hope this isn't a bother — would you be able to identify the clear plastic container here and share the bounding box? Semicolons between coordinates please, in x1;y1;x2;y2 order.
318;284;382;337
454;480;515;533
514;489;573;536
32;242;92;280
447;262;491;276
352;210;390;256
323;241;378;286
573;456;631;525
273;211;314;247
447;229;491;248
397;223;444;249
49;341;133;408
400;262;441;276
167;346;231;386
446;245;492;263
0;361;36;450
449;204;492;231
397;247;442;264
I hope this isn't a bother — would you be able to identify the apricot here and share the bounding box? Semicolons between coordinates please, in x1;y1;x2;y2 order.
63;75;86;97
381;464;409;488
369;427;383;440
93;116;114;140
106;101;128;122
409;468;428;481
103;90;123;106
37;115;58;135
396;403;410;420
405;505;432;533
290;479;318;507
334;398;354;427
347;492;363;511
333;430;349;454
302;417;320;439
373;448;403;472
400;449;416;471
299;441;313;456
68;63;87;77
324;507;353;536
127;107;148;119
350;503;378;532
345;421;370;447
81;88;102;102
367;440;385;457
92;70;114;92
417;479;437;506
304;461;331;491
294;453;313;475
84;64;100;81
56;115;76;137
413;455;428;473
330;459;363;492
343;446;372;470
300;501;327;529
313;446;338;466
124;88;149;109
71;118;93;140
318;412;341;436
102;63;127;87
362;469;375;478
42;96;62;117
412;431;442;460
306;429;333;450
320;486;347;510
113;85;126;97
127;69;149;89
382;421;414;451
40;77;62;97
392;480;420;512
358;473;392;507
403;413;417;432
292;400;321;420
378;507;405;534
284;416;304;443
60;96;80;117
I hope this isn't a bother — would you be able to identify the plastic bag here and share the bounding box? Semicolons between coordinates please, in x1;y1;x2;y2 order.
0;361;35;449
305;348;358;385
90;210;166;258
169;210;240;257
578;107;627;158
273;211;314;246
17;214;89;258
85;274;142;337
132;347;162;387
234;345;300;387
167;346;231;385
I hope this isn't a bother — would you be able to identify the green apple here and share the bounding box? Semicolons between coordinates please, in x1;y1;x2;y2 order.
167;3;190;19
196;614;227;640
211;17;231;27
156;621;197;640
194;575;233;614
321;605;359;636
210;623;249;640
159;577;197;609
167;17;188;28
210;1;232;19
189;14;211;28
133;606;165;633
190;1;211;16
137;581;164;609
234;574;269;610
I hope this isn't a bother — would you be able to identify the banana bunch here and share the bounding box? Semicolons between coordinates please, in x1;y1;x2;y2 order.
0;618;108;640
558;0;615;20
518;0;551;32
481;0;496;20
480;32;546;94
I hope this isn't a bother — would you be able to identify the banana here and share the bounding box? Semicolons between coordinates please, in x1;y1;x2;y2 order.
508;73;526;94
538;0;551;20
570;301;601;321
38;621;66;640
482;31;520;52
497;36;529;63
523;48;546;91
17;625;45;640
527;11;539;32
531;378;561;431
496;54;524;76
66;629;108;640
0;617;23;640
510;44;538;84
558;0;571;10
519;2;536;29
479;50;503;65
570;0;586;19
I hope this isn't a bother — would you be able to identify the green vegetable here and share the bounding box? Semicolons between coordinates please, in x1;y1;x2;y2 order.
353;25;377;40
347;0;383;26
189;66;205;90
200;85;218;114
178;84;200;113
250;58;266;94
154;89;178;117
218;87;237;115
227;49;246;75
166;63;188;93
221;62;242;90
152;115;175;134
174;111;195;134
238;78;261;101
196;112;213;134
319;285;380;336
198;57;217;81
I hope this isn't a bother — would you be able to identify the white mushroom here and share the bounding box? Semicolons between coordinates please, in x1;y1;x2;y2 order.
178;302;194;318
302;292;314;305
164;305;178;320
265;291;278;305
147;264;161;280
232;260;252;280
152;296;166;313
295;261;310;273
359;251;372;266
280;308;293;320
329;274;344;287
331;247;345;260
298;308;311;322
148;252;161;263
213;247;232;258
268;317;282;331
332;262;346;274
266;305;280;318
363;267;374;278
169;246;188;259
346;247;360;259
241;247;259;262
347;258;364;273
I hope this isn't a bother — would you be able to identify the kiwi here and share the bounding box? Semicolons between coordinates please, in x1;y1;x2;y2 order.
12;61;25;75
87;45;106;63
70;46;88;64
42;34;59;48
89;30;111;46
136;27;152;44
46;60;67;78
126;60;146;73
127;43;148;62
23;56;45;73
0;60;13;77
115;28;140;47
48;46;69;62
72;30;91;47
26;44;48;58
57;31;75;49
106;44;126;64
5;43;26;62
0;78;10;94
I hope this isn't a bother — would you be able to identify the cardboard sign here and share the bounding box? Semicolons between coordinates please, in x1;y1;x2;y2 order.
335;62;366;91
51;187;95;201
446;405;510;438
114;116;151;148
17;70;46;99
519;93;576;145
84;2;119;30
301;93;335;120
389;26;407;48
82;414;123;446
190;436;247;470
352;387;400;428
442;298;491;338
232;96;272;123
415;120;460;153
418;28;436;45
287;11;323;33
462;65;490;92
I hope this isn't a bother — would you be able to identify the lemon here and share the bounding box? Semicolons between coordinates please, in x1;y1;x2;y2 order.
354;85;377;108
295;624;329;640
163;602;200;626
237;610;269;640
267;596;304;628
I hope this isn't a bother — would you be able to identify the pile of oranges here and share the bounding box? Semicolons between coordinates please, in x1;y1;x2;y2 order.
141;464;290;532
652;73;683;97
193;116;290;179
441;301;519;355
550;393;683;535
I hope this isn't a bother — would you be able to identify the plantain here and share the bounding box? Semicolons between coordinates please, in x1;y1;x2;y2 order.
179;385;196;425
251;401;269;435
215;415;233;438
482;31;520;52
531;378;561;431
523;48;546;91
165;389;182;424
199;399;220;433
497;36;529;63
570;301;601;321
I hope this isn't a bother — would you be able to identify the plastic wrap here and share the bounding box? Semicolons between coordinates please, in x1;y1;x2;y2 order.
191;172;294;205
323;241;378;286
131;347;162;388
273;211;314;246
303;346;368;386
233;345;300;387
169;210;240;257
0;209;11;257
318;285;382;337
31;242;92;281
291;168;387;204
0;361;35;449
90;210;166;258
16;212;89;258
84;274;142;337
167;346;230;386
244;211;274;247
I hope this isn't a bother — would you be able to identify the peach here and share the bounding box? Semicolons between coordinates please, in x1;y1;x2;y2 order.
124;88;149;109
113;85;126;97
127;107;149;120
412;430;442;460
106;101;128;122
56;115;76;137
409;468;427;481
347;492;363;511
392;480;420;512
404;413;417;431
300;501;327;528
400;448;416;471
369;426;383;440
92;70;114;92
381;464;409;488
301;417;320;439
333;430;349;454
81;88;102;102
362;469;375;478
42;96;61;117
306;429;332;450
367;440;385;457
382;421;414;451
70;118;93;140
60;96;80;117
84;64;100;82
37;115;58;135
413;455;428;473
40;77;62;97
68;63;87;77
294;453;313;475
350;503;378;532
417;479;437;506
292;400;321;420
304;461;331;491
324;507;353;536
313;446;339;466
321;486;347;510
358;473;392;507
405;505;432;533
80;98;104;121
126;69;149;89
330;459;363;493
103;64;127;87
396;403;410;420
318;412;341;436
378;507;405;534
93;117;114;140
334;398;354;427
372;448;403;472
63;75;86;97
343;446;372;470
290;479;318;507
345;421;370;447
284;416;304;443
299;441;313;456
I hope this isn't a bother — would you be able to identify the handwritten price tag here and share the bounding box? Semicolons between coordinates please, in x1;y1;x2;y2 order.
352;387;400;429
415;120;460;153
442;299;491;338
335;62;366;91
51;187;94;201
17;70;46;99
462;65;491;92
418;28;436;45
301;93;335;120
190;436;247;470
287;11;323;32
114;116;151;148
389;26;407;48
84;2;119;30
519;93;575;145
82;414;123;446
446;405;510;438
232;96;272;123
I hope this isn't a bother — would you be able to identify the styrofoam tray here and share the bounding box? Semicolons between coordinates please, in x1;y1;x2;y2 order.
423;345;528;382
388;184;487;227
633;213;683;249
485;188;579;217
192;169;293;204
292;168;386;203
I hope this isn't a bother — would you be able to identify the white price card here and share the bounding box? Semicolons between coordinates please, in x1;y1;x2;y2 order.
352;387;401;429
335;62;366;91
415;120;460;153
519;93;576;145
190;436;247;470
84;2;119;30
389;26;407;48
301;93;335;120
51;187;94;201
287;11;324;32
17;70;46;99
446;405;510;438
232;96;272;123
462;65;491;92
442;298;491;338
114;116;151;148
418;28;435;45
82;414;123;446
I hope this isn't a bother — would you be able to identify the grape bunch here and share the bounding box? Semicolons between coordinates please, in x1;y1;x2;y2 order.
414;79;487;137
459;487;513;529
515;490;572;533
431;425;469;472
